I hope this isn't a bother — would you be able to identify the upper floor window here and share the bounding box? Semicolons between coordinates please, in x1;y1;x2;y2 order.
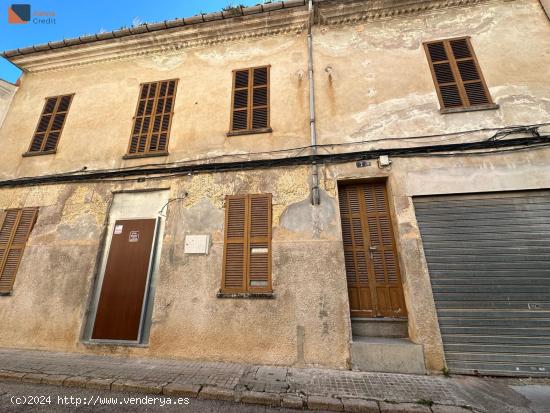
424;37;494;112
229;66;270;135
26;95;73;155
126;79;178;158
0;207;38;294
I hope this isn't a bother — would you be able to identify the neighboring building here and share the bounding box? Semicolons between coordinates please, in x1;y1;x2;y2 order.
0;78;17;129
0;0;549;377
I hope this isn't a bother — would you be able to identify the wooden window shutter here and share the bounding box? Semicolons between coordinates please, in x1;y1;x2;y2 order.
424;37;492;110
0;208;38;293
222;194;272;293
128;79;178;156
28;95;73;154
230;66;270;132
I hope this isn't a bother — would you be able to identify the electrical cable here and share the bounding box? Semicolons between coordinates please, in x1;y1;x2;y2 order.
1;133;549;187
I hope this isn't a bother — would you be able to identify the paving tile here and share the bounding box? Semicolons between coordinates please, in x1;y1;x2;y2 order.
63;376;90;388
84;377;114;390
198;386;235;402
111;379;163;394
431;406;473;413
240;391;281;407
0;371;25;382
42;374;70;386
163;383;201;398
342;397;380;413
282;394;304;409
21;373;48;384
308;395;344;411
379;402;431;413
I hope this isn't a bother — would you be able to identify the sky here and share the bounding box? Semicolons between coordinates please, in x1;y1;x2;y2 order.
0;0;262;83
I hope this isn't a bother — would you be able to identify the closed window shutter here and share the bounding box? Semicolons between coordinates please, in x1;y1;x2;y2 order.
425;38;492;110
222;194;272;293
128;79;177;155
222;196;247;291
248;194;271;288
0;208;38;293
230;66;270;132
29;95;73;153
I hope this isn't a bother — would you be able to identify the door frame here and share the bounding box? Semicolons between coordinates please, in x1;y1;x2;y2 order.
336;176;408;319
83;217;161;346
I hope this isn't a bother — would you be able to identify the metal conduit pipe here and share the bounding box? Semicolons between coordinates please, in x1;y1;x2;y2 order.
307;0;321;205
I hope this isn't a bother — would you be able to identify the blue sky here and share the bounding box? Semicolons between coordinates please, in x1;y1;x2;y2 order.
0;0;261;83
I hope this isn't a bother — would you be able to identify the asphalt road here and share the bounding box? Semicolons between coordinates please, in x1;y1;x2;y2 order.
0;381;315;413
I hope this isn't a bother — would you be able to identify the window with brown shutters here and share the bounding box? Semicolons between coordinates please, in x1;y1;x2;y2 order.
126;79;178;157
221;194;272;294
424;37;494;112
0;208;38;293
229;66;270;134
26;95;73;155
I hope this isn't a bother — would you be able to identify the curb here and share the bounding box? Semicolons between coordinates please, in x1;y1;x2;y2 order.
0;370;475;413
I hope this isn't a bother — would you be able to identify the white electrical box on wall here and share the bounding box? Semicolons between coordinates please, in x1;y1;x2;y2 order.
184;235;210;254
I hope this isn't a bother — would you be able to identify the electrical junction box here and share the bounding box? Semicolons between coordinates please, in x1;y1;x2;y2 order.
184;235;210;254
378;155;391;167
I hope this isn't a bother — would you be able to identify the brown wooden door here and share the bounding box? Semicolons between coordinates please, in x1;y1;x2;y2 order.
338;182;407;318
92;219;156;341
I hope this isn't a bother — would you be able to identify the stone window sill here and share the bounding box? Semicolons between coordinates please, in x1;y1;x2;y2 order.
81;340;149;348
440;103;499;114
217;291;275;299
227;128;272;137
22;150;56;157
122;152;169;160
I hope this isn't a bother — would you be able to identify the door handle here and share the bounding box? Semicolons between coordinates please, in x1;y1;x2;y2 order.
369;246;378;251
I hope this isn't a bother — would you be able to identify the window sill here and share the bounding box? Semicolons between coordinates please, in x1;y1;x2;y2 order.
440;103;499;114
123;152;169;160
227;128;272;137
81;340;149;348
22;150;56;157
217;291;275;299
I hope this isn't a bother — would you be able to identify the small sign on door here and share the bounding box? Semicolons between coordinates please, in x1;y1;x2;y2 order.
129;231;140;242
114;225;123;235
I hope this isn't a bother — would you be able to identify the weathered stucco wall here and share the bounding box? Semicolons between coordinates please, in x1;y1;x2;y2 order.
0;166;352;368
314;0;550;146
0;79;17;130
0;0;549;373
325;146;550;371
0;30;310;180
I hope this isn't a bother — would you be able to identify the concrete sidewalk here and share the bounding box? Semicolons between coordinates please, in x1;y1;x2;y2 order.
0;348;538;412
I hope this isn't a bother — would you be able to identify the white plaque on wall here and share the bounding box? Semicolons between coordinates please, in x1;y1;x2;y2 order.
184;235;210;254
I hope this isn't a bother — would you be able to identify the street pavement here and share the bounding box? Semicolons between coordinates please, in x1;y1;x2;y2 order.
0;348;548;412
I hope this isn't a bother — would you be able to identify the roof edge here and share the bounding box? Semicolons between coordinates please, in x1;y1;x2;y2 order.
1;0;306;59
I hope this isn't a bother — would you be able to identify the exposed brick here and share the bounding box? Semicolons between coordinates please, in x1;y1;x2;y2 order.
163;383;201;398
342;397;380;413
308;395;344;411
379;402;431;413
282;394;304;409
198;386;235;402
240;391;281;407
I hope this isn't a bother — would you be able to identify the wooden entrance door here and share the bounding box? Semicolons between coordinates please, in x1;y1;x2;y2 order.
338;182;407;318
92;219;156;341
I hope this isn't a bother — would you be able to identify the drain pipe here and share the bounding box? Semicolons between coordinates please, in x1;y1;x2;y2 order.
307;0;321;205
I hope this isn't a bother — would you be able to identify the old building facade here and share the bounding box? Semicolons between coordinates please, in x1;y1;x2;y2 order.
0;0;549;376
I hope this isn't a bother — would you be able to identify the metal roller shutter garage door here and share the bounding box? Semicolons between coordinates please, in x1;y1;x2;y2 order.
414;190;550;377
